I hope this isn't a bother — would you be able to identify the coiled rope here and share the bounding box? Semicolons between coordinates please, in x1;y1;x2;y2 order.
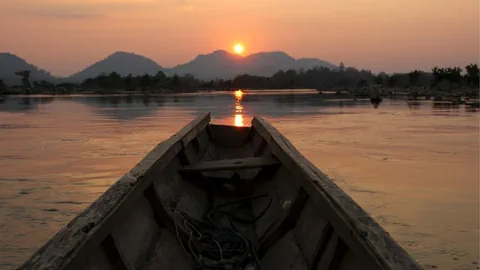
169;195;272;270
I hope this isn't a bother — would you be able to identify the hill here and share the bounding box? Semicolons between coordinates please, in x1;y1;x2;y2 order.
0;50;336;84
164;50;336;80
0;53;56;85
68;51;163;82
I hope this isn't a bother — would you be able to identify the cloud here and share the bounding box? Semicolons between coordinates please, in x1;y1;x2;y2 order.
0;0;192;19
28;8;106;20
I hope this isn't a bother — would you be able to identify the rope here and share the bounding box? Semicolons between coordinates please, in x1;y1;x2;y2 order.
169;195;272;270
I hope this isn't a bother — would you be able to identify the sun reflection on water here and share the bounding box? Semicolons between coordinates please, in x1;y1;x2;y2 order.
234;90;244;127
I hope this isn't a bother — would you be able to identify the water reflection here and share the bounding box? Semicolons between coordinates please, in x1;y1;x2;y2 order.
73;95;162;120
0;91;478;119
234;90;245;127
370;97;383;109
406;101;421;110
0;96;55;113
432;101;461;111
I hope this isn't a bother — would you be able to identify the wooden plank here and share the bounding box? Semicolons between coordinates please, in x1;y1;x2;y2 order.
144;184;168;228
251;166;293;241
18;113;211;270
79;246;114;270
251;116;423;270
145;229;193;270
310;223;334;270
328;238;348;270
100;235;131;270
314;234;348;270
292;198;330;268
180;156;280;172
182;128;210;165
338;251;359;270
258;187;309;257
110;196;160;269
206;124;216;141
261;232;308;270
314;233;341;270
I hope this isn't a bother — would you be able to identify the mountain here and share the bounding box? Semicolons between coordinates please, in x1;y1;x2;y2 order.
0;53;56;85
164;50;243;79
1;50;336;84
164;50;336;80
68;51;163;82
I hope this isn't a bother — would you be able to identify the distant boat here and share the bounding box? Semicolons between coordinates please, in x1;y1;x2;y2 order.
19;113;423;270
370;95;383;103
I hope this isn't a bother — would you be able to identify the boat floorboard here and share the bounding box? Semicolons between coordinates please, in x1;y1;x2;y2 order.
180;157;280;172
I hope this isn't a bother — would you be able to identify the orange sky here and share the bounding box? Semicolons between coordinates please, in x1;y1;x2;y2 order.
0;0;478;76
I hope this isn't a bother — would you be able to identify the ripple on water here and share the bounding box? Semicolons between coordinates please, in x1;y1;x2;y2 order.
45;201;89;205
0;124;33;129
18;186;50;195
349;187;384;194
42;208;59;212
0;178;36;182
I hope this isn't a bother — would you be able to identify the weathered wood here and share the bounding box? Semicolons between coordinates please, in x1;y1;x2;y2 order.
145;229;192;270
252;166;294;241
258;187;309;257
110;196;160;269
180;156;280;172
251;116;423;270
182;128;210;165
209;124;251;147
338;251;359;270
313;233;348;270
328;238;348;270
145;181;203;249
310;223;334;270
292;198;330;269
254;139;267;157
100;235;130;270
206;124;216;141
200;137;261;181
144;184;166;228
78;246;114;270
18;113;211;270
261;232;308;270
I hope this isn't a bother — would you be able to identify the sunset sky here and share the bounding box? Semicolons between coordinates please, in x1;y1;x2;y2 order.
0;0;478;76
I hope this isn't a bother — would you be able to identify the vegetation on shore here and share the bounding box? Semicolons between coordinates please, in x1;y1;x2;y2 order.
0;63;478;99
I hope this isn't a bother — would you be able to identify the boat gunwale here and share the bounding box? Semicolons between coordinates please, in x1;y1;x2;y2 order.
251;116;423;270
18;113;212;270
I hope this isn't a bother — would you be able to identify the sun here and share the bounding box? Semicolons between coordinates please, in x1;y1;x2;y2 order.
233;43;245;54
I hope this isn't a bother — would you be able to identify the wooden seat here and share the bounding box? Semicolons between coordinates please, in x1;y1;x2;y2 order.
179;157;280;173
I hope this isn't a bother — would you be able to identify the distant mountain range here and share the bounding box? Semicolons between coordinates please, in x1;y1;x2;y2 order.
0;50;336;84
162;50;336;80
0;53;55;84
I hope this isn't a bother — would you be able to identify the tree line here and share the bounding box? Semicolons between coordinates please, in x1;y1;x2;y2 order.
1;63;478;96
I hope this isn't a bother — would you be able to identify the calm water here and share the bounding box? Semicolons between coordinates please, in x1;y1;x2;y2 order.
0;90;478;269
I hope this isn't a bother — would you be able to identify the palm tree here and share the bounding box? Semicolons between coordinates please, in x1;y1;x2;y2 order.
14;70;33;94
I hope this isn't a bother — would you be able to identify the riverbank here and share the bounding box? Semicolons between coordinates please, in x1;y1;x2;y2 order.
2;85;479;100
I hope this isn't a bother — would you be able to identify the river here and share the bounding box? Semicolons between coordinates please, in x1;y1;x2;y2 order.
0;90;478;269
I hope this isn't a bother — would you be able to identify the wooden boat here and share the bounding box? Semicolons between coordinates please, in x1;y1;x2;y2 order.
19;113;423;270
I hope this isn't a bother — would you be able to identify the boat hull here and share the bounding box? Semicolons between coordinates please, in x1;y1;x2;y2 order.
18;113;423;270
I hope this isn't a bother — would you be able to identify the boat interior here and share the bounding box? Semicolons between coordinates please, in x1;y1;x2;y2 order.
19;113;422;270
